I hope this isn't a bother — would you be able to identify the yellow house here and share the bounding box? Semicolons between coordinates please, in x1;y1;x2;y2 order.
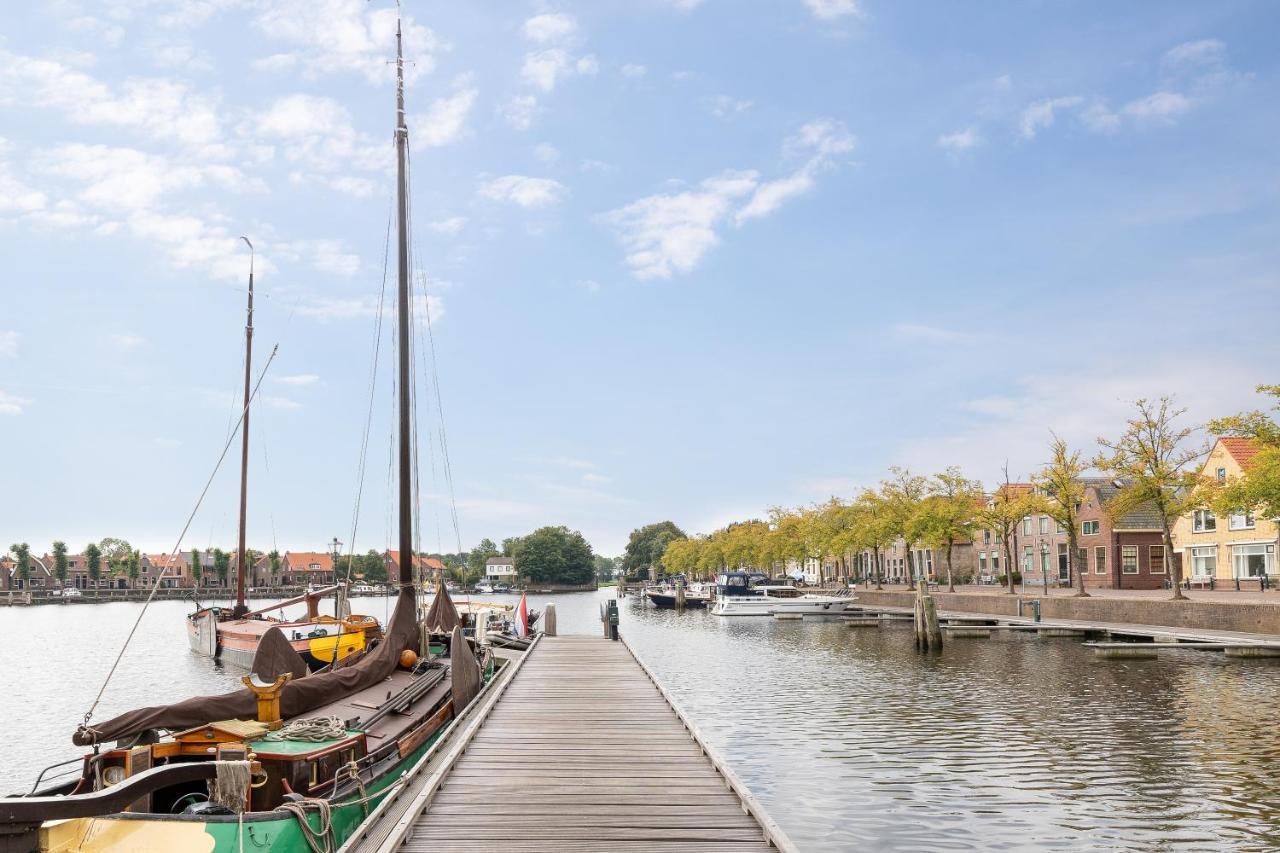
1172;437;1277;586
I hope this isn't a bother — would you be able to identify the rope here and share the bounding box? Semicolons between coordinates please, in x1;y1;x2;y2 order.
208;760;252;814
263;716;347;742
80;345;280;730
338;760;370;817
280;798;334;853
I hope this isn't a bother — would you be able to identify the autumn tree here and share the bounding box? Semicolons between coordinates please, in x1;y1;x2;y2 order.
910;468;980;592
1095;397;1204;600
880;467;931;590
977;471;1036;594
1207;383;1280;522
1033;434;1091;597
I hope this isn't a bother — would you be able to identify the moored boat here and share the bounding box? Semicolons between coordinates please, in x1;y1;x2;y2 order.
710;572;855;616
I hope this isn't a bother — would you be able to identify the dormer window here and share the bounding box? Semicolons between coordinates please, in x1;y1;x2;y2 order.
1216;467;1227;483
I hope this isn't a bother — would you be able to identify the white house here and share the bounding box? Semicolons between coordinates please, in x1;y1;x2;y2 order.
485;556;516;584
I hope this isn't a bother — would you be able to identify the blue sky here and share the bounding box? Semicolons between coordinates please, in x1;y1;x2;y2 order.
1;0;1277;558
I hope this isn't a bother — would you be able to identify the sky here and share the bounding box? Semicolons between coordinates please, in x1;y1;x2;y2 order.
1;1;1278;559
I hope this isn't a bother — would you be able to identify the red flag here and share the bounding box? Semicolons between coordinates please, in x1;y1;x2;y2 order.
513;592;529;638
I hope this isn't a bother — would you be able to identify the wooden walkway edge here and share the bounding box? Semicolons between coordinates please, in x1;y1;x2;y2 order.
353;635;797;853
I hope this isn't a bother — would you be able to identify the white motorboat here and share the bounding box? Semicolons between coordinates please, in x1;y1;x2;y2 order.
710;573;854;616
474;581;495;594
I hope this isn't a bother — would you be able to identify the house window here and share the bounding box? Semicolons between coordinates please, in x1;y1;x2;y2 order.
1228;511;1256;531
1216;467;1227;484
991;553;1000;573
1094;546;1107;575
1039;516;1050;535
1121;546;1139;574
1056;520;1066;534
1040;543;1050;575
1190;546;1217;578
1022;546;1032;572
1150;545;1166;574
1022;517;1032;536
983;529;991;545
1232;544;1275;578
1192;510;1217;533
1082;520;1100;536
978;554;987;574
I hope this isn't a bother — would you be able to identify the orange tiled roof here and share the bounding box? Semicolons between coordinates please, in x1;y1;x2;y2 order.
285;552;334;572
1219;436;1261;471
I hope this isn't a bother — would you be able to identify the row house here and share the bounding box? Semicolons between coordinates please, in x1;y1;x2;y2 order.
385;550;446;582
1;554;54;590
280;552;335;586
1172;437;1276;586
1077;479;1174;590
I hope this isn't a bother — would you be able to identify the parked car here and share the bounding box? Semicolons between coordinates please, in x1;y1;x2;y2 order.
61;587;82;598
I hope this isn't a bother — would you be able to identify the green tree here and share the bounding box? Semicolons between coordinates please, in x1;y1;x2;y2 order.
467;538;500;583
98;537;133;573
8;542;31;587
267;549;281;586
513;526;595;585
85;543;102;591
213;548;231;587
190;549;205;586
976;471;1036;594
593;554;619;581
1033;434;1091;597
1095;397;1204;600
126;549;141;587
621;521;686;580
910;468;981;593
881;467;932;590
362;550;388;583
1207;383;1280;522
52;540;68;586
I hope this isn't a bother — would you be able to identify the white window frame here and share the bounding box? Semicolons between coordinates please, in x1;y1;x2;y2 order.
1121;545;1139;575
1094;546;1107;575
1216;467;1227;483
1022;517;1032;536
1190;546;1217;578
1228;511;1256;531
1192;510;1217;533
1231;543;1275;579
1039;516;1050;535
1082;520;1100;536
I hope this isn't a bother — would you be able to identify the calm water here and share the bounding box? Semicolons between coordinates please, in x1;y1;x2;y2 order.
3;590;1279;851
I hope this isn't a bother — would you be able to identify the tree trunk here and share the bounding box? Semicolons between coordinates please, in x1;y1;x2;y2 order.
905;546;916;591
874;547;883;590
1004;531;1016;594
1071;528;1089;597
946;540;955;592
1164;519;1185;600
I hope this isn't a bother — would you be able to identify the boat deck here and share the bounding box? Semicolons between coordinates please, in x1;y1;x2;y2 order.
343;635;794;853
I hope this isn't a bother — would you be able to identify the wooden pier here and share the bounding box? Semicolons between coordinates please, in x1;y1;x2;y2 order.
343;635;795;853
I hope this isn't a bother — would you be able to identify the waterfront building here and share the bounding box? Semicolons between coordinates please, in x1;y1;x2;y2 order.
1171;437;1277;587
1020;489;1073;589
384;550;446;581
0;554;53;590
485;555;517;585
1077;479;1173;590
280;551;335;586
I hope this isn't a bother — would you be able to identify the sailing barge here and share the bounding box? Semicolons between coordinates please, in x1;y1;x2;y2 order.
0;19;484;852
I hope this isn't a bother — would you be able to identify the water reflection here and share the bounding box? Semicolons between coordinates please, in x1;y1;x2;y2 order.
3;590;1278;850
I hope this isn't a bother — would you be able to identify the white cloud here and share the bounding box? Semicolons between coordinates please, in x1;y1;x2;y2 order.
413;86;478;149
1079;100;1120;134
276;374;320;386
125;210;258;280
273;238;360;275
521;49;572;93
736;118;853;224
0;390;31;416
479;175;566;209
0;331;17;357
734;171;813;224
253;94;385;175
1162;39;1226;73
1018;95;1084;140
804;0;861;20
523;13;577;43
582;472;612;485
296;293;443;323
0;158;45;213
937;126;983;154
1123;91;1193;123
67;16;125;47
111;333;146;350
428;216;468;235
500;95;539;130
262;395;303;411
534;143;559;163
890;323;976;346
326;175;376;197
603;170;758;279
580;159;612;173
575;55;599;75
709;95;753;118
253;0;440;83
621;63;647;78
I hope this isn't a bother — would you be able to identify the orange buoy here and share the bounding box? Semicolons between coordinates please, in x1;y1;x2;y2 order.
399;649;418;669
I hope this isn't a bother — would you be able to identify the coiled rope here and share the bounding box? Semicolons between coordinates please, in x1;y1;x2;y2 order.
280;798;334;853
263;717;347;743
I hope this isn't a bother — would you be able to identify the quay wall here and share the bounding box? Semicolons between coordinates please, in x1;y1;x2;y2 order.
853;590;1280;636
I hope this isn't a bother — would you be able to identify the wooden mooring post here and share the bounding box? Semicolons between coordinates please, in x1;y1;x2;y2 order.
914;587;943;651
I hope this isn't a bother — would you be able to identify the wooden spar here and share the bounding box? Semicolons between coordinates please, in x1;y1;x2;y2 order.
242;584;341;618
393;19;413;591
233;237;254;618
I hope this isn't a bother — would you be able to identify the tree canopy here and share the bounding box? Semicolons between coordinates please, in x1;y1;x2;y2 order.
620;521;687;578
1208;383;1280;521
512;526;595;585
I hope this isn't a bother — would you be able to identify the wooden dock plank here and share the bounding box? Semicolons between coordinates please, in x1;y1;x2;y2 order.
352;635;793;853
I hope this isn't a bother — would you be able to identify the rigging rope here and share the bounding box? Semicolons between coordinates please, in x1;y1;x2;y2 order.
263;716;347;742
80;345;280;729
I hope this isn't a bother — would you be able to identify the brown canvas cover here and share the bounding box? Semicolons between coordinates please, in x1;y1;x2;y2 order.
249;626;309;682
422;577;460;635
74;586;419;746
449;626;480;710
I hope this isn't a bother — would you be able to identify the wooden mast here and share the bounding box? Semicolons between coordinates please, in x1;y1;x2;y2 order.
234;236;254;617
394;19;414;591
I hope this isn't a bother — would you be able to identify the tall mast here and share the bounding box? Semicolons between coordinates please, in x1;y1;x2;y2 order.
394;19;414;591
234;236;254;617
